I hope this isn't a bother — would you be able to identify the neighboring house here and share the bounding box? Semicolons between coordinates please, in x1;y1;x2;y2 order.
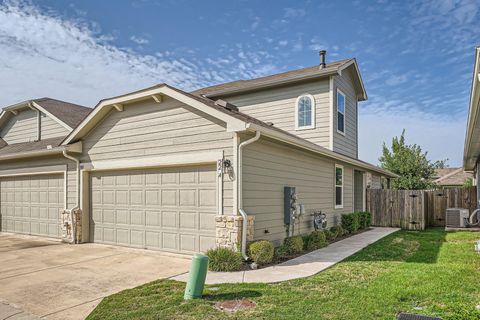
0;53;396;255
464;47;480;201
433;168;473;188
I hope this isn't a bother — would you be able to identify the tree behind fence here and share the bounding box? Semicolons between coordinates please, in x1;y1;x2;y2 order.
366;187;477;230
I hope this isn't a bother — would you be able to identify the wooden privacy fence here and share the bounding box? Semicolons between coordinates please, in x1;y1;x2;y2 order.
366;187;477;230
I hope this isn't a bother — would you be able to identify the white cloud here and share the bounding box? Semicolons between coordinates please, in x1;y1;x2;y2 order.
130;35;149;45
0;1;277;108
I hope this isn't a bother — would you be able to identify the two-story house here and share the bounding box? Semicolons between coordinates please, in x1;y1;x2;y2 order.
0;53;395;256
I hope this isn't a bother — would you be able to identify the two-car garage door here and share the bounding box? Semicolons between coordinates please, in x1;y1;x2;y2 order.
0;174;63;238
90;165;217;254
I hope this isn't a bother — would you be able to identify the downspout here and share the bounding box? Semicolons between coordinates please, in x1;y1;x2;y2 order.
237;130;261;260
62;150;80;244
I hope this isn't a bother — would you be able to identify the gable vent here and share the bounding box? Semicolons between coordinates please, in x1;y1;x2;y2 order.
215;99;238;112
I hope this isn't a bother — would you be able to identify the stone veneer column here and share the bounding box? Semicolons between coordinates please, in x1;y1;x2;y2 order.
215;215;255;250
61;209;82;243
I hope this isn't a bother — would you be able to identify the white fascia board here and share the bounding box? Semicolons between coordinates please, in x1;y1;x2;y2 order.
62;85;247;145
464;48;480;170
0;148;65;161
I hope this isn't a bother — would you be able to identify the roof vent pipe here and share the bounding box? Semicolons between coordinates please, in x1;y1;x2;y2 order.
319;50;326;69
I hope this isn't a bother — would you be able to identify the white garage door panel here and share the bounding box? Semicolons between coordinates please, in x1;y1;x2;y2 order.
91;165;217;254
0;174;63;238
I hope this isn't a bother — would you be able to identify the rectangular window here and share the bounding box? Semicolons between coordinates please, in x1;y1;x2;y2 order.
337;90;345;134
335;165;343;208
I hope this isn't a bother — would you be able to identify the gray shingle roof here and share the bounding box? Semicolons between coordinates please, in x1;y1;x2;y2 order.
192;59;353;97
34;98;91;129
0;137;64;156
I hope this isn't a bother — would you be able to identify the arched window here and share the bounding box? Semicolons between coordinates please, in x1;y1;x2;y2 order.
295;94;315;130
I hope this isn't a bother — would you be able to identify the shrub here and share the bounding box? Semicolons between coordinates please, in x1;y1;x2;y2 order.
205;247;242;272
274;245;289;260
304;231;328;251
341;212;360;234
248;240;274;265
323;230;338;241
329;225;345;240
283;235;304;255
358;211;372;229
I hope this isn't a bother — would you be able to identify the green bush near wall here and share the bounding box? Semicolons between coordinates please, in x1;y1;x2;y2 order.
205;247;242;272
283;236;304;255
303;231;328;251
341;212;360;233
248;240;274;265
341;212;372;233
358;211;372;229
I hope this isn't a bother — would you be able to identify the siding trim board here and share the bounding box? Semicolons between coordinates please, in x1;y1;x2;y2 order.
81;151;224;172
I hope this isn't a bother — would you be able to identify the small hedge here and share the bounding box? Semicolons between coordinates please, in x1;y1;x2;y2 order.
358;211;372;229
283;236;304;255
341;212;372;233
274;244;289;260
303;230;328;251
205;247;242;272
248;240;274;265
341;212;360;233
329;225;345;240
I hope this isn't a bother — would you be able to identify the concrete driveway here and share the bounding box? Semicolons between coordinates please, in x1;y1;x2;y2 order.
0;233;191;320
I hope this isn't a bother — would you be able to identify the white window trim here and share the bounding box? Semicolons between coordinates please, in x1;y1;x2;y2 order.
336;89;346;136
335;164;344;209
295;94;316;130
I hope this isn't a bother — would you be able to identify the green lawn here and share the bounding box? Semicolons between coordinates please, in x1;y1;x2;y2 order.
87;229;480;320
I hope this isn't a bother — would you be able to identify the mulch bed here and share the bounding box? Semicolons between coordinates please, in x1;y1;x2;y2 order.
241;228;372;270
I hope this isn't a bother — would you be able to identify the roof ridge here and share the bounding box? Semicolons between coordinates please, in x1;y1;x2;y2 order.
192;58;354;97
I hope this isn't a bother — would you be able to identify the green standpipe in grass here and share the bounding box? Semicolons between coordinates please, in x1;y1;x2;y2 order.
184;253;209;300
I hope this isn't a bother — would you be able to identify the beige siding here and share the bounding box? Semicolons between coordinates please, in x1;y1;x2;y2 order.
81;96;234;216
221;80;331;149
242;137;355;244
1;109;38;144
40;113;69;139
333;69;358;158
353;170;364;211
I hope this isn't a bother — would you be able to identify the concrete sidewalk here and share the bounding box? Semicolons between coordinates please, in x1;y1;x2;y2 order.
172;227;399;284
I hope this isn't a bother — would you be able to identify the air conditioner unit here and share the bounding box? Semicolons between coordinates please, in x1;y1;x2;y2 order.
445;208;470;228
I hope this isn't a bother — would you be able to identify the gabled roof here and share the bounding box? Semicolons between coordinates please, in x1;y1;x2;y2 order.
34;98;92;129
0;98;91;131
192;58;367;101
61;83;395;177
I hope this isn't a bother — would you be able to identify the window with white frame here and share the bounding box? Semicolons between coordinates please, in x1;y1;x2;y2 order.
335;165;343;208
295;94;315;130
337;89;345;134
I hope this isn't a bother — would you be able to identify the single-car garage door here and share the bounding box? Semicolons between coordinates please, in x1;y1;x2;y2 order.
90;165;217;254
0;174;64;238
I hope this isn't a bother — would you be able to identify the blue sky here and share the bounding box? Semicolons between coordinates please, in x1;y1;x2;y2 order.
0;0;479;166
